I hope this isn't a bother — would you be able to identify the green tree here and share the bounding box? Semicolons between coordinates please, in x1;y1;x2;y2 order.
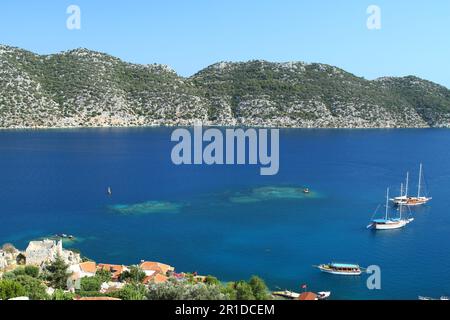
248;276;271;300
51;289;75;300
14;275;48;300
45;255;70;289
114;283;147;300
234;281;255;300
1;271;18;280
204;275;221;286
80;276;103;292
0;279;26;300
10;267;26;277
147;281;227;300
119;265;146;283
221;282;237;300
24;265;40;278
95;269;112;283
3;266;40;279
184;273;195;284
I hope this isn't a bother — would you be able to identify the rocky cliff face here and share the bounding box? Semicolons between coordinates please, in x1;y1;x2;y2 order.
0;240;80;271
25;239;80;267
1;45;450;129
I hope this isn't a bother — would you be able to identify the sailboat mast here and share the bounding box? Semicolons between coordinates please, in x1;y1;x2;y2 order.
399;184;403;219
418;163;422;198
400;183;404;198
385;188;389;220
405;172;409;197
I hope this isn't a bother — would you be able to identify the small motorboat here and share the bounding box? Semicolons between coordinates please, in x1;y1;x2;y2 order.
107;187;112;196
316;263;362;276
419;296;449;301
55;234;75;240
302;188;310;194
317;291;331;300
272;290;300;299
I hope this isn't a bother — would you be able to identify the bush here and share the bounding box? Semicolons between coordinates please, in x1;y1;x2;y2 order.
0;279;26;300
147;281;227;300
24;265;40;278
114;284;147;300
51;289;75;300
221;282;237;300
1;271;18;280
204;275;221;286
14;275;48;300
248;276;271;300
119;266;146;284
220;276;271;300
80;276;103;292
2;266;40;280
233;281;255;300
96;269;112;282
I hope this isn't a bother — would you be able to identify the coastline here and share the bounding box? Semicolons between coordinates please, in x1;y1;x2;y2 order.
0;123;446;131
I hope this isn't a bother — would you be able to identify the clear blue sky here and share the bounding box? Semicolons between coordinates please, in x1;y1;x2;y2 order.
1;0;449;87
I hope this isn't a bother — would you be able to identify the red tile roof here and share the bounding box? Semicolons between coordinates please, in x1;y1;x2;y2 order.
142;273;169;285
298;292;318;301
97;264;125;279
139;261;173;274
79;261;96;274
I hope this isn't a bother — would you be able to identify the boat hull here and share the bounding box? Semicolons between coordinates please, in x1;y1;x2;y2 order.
373;220;407;230
317;291;331;300
392;197;432;206
369;217;414;230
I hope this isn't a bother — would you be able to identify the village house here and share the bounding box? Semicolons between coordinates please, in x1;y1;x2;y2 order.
68;261;97;279
139;261;174;277
97;263;127;281
100;281;126;294
142;273;169;285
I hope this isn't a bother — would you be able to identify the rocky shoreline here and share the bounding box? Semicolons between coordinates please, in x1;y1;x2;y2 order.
0;120;446;130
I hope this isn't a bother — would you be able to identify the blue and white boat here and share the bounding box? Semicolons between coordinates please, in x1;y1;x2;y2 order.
317;262;362;275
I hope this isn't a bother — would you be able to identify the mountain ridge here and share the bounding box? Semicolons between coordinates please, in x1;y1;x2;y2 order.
1;45;450;129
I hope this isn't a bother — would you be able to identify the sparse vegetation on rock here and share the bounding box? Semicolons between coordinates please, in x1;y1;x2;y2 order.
1;45;450;128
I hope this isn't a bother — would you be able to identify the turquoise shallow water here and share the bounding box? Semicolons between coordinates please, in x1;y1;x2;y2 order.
0;127;449;299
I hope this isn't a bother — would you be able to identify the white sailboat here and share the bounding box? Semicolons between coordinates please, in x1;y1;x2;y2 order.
369;188;414;230
391;172;409;204
391;163;432;206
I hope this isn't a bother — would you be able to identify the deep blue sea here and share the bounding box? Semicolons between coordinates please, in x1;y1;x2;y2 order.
1;127;449;300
